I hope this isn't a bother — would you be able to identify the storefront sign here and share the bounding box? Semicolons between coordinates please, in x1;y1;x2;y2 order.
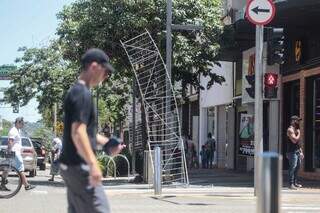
239;114;254;156
295;40;302;64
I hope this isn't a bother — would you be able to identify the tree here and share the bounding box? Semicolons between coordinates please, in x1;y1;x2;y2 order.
56;0;226;91
4;0;227;129
3;43;77;127
0;119;12;136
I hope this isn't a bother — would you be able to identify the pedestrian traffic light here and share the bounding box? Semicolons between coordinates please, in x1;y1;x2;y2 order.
267;28;285;65
245;75;255;99
12;103;19;113
264;73;278;99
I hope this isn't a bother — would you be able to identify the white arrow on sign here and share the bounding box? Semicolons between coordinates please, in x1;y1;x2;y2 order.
246;0;276;26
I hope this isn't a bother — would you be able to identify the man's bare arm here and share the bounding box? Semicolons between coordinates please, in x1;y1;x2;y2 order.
71;122;98;166
7;138;14;151
287;128;300;144
96;134;109;146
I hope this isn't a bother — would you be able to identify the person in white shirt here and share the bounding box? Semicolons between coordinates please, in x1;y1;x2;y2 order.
48;137;62;181
0;117;35;191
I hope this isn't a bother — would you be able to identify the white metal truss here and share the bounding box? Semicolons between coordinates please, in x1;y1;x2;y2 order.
121;30;189;185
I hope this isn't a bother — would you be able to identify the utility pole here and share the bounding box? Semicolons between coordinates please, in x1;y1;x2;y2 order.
132;80;137;174
166;0;172;80
165;0;173;178
54;103;57;137
254;25;264;196
166;0;202;184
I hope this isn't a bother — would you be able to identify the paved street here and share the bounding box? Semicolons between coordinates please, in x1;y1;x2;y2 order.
1;169;320;213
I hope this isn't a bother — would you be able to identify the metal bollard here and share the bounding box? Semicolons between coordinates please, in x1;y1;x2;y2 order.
257;152;282;213
154;146;162;195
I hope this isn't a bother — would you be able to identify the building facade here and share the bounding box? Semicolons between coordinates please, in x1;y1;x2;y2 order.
199;62;234;169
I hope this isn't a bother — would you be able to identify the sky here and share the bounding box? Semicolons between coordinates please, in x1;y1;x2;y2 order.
0;0;74;123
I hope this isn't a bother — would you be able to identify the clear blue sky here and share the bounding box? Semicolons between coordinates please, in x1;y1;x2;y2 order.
0;0;74;123
0;0;74;65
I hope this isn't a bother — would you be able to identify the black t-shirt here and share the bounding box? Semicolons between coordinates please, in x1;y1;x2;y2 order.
60;82;97;165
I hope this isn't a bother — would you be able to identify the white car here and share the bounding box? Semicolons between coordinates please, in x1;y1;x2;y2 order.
0;136;37;177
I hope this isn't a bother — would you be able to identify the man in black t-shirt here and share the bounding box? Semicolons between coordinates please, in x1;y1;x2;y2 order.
287;115;304;190
60;48;125;213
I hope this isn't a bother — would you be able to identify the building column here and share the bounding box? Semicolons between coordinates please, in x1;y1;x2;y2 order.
269;101;280;152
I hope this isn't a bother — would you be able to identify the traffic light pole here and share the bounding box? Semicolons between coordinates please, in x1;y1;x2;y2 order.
254;25;264;197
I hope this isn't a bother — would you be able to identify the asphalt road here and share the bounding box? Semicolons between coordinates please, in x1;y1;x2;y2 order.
0;169;319;213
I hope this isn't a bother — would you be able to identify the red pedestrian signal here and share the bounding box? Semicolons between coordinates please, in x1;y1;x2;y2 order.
264;73;278;99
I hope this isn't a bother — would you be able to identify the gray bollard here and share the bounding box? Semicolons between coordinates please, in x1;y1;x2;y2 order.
154;146;162;195
257;152;282;213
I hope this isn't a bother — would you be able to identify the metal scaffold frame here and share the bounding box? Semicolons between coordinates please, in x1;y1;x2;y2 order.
121;30;189;185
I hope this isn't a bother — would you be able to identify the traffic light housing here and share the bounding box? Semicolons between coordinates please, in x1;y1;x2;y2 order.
12;103;19;113
267;28;285;65
245;75;255;99
264;73;278;99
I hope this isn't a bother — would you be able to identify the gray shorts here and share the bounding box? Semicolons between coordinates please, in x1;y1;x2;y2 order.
60;163;111;213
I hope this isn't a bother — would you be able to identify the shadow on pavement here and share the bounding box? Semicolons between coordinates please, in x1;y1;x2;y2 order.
28;180;65;188
188;168;254;188
150;196;216;206
189;168;320;190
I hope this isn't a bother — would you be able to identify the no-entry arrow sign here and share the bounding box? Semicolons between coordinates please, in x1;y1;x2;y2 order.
246;0;276;25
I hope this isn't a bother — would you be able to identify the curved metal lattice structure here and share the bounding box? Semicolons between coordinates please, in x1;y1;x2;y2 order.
121;30;188;185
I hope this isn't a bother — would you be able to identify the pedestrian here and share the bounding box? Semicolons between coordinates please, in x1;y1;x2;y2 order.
186;135;193;167
182;135;188;158
190;143;198;169
200;145;208;169
48;137;62;182
0;117;36;191
287;115;304;190
206;132;216;169
59;48;126;213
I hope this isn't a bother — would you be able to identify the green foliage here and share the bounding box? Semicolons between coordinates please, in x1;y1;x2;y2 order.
4;0;227;127
4;43;77;126
96;151;119;177
57;0;226;91
96;148;131;177
0;119;12;136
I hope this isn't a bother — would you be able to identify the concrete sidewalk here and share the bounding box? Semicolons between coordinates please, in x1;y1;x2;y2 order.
1;168;319;213
105;168;320;213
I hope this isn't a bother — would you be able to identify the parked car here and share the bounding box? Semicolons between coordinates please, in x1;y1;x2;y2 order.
31;138;47;170
0;136;37;177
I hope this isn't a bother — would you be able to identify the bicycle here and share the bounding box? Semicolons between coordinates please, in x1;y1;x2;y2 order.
0;149;23;199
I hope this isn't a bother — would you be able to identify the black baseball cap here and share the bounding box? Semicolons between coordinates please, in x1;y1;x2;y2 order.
290;115;301;121
81;48;115;74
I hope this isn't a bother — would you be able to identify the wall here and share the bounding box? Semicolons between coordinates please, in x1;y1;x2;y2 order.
200;62;233;107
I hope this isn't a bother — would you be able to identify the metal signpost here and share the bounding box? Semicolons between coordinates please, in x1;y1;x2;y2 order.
245;0;276;207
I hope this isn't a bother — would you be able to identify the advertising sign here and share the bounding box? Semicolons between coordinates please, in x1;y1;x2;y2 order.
239;114;254;156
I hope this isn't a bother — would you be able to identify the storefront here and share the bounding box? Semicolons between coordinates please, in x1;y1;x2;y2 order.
281;22;320;178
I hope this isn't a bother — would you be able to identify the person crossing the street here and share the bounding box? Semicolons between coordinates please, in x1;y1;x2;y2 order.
59;48;125;213
0;117;36;191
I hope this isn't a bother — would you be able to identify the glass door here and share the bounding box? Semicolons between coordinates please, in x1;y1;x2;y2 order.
313;78;320;169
